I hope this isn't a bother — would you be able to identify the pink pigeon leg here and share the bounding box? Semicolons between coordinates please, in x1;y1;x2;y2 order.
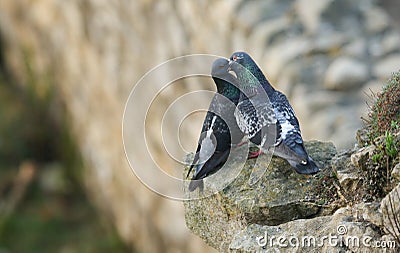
247;149;262;159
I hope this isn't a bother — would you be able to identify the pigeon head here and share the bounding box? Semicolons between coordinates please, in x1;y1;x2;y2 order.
211;58;239;98
211;58;231;78
229;51;253;68
229;51;275;95
228;51;262;88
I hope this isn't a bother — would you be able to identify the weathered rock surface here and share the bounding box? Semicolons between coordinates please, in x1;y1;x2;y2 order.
185;140;399;252
185;141;341;251
229;204;394;253
381;184;400;240
391;163;400;182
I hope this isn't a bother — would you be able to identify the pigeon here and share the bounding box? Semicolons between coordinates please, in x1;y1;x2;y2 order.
187;58;244;191
229;51;319;175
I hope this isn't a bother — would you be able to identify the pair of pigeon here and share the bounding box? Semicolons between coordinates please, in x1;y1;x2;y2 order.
187;52;319;191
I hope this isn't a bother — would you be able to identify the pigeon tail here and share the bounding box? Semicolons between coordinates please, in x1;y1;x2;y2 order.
287;157;319;175
188;179;204;192
188;149;230;192
272;143;319;175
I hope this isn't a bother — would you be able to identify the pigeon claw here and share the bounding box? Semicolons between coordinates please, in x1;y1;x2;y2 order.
248;149;262;159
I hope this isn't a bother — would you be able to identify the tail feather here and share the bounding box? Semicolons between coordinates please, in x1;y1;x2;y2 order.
187;149;230;192
188;179;204;192
288;157;319;175
273;143;319;175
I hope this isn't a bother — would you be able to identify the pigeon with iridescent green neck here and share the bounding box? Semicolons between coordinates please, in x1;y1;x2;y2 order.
229;51;319;175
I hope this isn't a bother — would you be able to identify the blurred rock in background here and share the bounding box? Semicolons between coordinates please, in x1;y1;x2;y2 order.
0;0;399;252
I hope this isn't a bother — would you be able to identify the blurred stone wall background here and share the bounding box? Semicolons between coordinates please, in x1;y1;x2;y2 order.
0;0;399;252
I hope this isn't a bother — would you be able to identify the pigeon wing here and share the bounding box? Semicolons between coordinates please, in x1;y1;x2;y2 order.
187;111;217;178
234;95;276;139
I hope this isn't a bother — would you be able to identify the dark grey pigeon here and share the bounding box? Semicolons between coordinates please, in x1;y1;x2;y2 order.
229;51;319;175
187;58;244;191
229;63;277;158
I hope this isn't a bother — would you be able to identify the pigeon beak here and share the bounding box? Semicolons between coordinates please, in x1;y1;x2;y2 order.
229;70;237;78
227;60;237;78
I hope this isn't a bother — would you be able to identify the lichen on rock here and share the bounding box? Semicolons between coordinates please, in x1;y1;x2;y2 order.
184;141;341;251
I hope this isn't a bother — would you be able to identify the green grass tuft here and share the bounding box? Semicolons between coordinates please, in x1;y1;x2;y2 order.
358;71;400;199
367;71;400;141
